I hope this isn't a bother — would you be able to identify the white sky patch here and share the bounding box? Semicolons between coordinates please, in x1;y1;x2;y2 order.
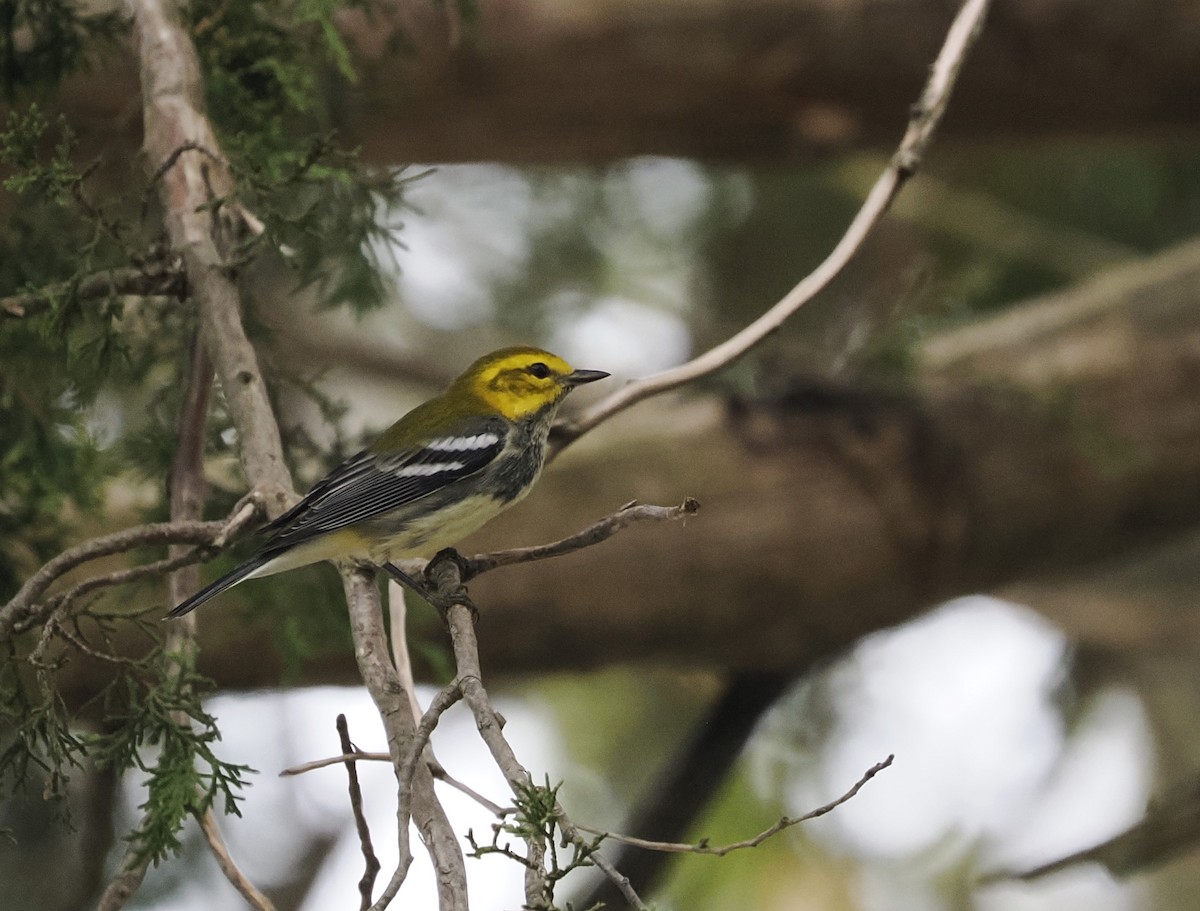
549;295;691;376
762;597;1070;859
974;866;1144;911
386;165;536;331
982;686;1153;873
745;595;1155;911
604;157;713;241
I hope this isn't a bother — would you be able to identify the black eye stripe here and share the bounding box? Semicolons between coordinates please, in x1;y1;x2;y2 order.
527;362;551;379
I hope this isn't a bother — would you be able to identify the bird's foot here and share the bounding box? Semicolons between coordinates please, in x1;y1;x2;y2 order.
382;551;477;625
424;548;478;625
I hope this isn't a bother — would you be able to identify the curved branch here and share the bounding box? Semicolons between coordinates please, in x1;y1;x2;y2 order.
549;0;993;458
1;503;258;641
198;806;277;911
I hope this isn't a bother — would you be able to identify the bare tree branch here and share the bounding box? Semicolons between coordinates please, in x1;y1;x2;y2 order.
340;569;417;910
281;750;391;777
1;508;254;635
461;499;699;579
198;806;277;911
548;0;993;457
92;834;154;911
428;765;506;818
129;0;294;518
341;568;467;911
421;553;648;911
336;714;381;911
1;499;260;641
0;262;185;318
576;755;894;856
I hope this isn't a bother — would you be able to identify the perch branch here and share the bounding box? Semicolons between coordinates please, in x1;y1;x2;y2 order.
461;499;699;579
341;568;467;911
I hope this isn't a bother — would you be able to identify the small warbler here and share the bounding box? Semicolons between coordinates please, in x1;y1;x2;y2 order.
169;346;607;617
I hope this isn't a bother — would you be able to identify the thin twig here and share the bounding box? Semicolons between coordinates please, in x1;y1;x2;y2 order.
337;714;381;911
428;763;507;817
444;603;555;908
281;747;513;815
93;820;155;911
4;521;228;620
386;579;426;725
0;263;186;318
461;499;699;579
282;749;511;816
280;750;391;777
32;615;144;669
146;140;225;195
198;806;277;911
576;755;895;855
2;499;261;641
548;0;994;458
395;681;464;814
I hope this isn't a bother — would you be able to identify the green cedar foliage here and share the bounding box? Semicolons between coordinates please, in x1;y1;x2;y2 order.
0;0;434;863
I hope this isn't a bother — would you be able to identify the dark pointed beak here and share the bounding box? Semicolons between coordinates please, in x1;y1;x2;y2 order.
563;368;609;387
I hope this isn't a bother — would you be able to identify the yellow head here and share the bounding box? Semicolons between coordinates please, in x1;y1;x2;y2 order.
457;346;608;420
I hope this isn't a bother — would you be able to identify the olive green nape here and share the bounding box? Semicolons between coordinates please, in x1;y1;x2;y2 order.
368;346;576;452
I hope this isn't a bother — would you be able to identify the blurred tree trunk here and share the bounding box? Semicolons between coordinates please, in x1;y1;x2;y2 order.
49;236;1200;706
63;0;1200;165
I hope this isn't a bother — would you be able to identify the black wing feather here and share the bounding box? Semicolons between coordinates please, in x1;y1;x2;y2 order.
261;423;506;551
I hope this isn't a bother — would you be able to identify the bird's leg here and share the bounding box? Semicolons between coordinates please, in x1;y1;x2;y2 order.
422;548;478;625
382;560;430;598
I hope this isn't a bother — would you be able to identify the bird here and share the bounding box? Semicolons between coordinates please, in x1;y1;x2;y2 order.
168;346;608;617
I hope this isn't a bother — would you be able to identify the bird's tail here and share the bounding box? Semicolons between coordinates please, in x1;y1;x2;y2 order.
167;552;274;618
